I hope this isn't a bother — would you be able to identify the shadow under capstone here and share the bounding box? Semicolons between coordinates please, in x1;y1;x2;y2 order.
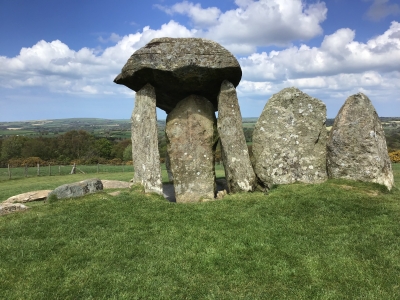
162;178;228;203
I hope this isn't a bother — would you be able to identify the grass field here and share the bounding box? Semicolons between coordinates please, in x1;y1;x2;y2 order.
0;165;399;299
0;164;135;182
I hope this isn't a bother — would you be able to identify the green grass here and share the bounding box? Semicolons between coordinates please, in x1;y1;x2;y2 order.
0;164;134;181
0;165;399;299
0;164;226;201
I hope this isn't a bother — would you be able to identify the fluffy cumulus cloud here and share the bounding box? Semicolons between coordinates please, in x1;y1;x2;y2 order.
239;22;400;87
1;1;399;118
234;22;400;115
156;0;327;54
0;21;196;96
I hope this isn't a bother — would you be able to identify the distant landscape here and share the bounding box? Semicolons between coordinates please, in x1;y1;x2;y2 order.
0;117;399;167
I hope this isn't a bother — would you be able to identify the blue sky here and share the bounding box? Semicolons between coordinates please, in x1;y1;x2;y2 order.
0;0;399;121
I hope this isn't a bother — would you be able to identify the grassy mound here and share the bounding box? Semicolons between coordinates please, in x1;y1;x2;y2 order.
1;165;399;299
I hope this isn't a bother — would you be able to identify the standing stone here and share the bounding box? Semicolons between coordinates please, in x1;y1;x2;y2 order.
131;83;163;195
217;80;256;193
327;93;394;190
252;87;327;188
166;95;218;202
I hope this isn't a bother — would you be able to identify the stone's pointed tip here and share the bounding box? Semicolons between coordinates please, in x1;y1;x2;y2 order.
220;80;235;92
113;74;123;84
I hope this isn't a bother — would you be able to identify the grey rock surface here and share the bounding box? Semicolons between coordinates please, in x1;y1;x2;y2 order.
217;80;256;192
47;178;103;200
114;37;241;113
0;203;29;216
101;180;132;189
252;87;327;188
3;190;52;204
327;93;394;190
166;95;219;202
131;84;163;195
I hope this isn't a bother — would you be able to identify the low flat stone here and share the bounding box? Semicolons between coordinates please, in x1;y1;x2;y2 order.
101;180;132;189
0;203;29;216
3;190;52;204
48;178;103;200
114;37;241;113
327;93;394;190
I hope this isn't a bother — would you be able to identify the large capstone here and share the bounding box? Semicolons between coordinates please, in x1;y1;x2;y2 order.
252;87;327;188
166;95;218;202
114;37;241;113
131;83;163;195
217;80;256;193
327;93;394;190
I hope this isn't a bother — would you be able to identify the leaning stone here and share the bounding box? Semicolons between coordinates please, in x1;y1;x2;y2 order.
0;203;29;216
114;37;241;113
131;83;163;195
3;190;52;204
166;95;219;203
48;178;103;200
327;93;394;190
252;87;327;188
217;80;256;193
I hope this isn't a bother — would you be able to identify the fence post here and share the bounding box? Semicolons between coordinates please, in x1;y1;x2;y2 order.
37;163;40;176
49;164;51;176
97;163;99;173
25;164;28;177
8;164;11;179
59;165;61;175
123;165;125;172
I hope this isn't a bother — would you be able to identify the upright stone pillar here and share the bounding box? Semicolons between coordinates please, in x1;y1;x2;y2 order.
252;87;327;188
327;93;394;190
131;83;163;194
166;95;218;203
217;80;256;193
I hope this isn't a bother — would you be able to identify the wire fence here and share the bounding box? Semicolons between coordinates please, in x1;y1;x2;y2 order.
0;164;134;181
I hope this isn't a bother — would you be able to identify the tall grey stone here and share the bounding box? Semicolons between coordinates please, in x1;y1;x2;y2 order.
217;80;256;193
114;37;241;113
131;84;163;195
166;95;218;203
327;93;394;190
252;87;327;188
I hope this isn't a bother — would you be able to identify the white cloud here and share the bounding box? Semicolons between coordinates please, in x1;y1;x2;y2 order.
98;33;122;43
240;21;400;81
155;1;221;27
364;0;400;21
0;21;196;96
156;0;327;54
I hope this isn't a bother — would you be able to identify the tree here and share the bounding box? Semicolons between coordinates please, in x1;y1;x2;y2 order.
56;130;95;161
94;138;113;159
123;144;132;162
0;136;28;162
111;139;131;160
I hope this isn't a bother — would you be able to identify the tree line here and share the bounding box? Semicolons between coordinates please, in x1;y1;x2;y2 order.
0;130;132;167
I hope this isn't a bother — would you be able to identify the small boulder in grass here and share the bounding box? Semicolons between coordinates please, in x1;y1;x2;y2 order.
0;203;29;216
48;179;103;201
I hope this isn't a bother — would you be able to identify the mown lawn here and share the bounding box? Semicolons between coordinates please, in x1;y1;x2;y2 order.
0;165;399;299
